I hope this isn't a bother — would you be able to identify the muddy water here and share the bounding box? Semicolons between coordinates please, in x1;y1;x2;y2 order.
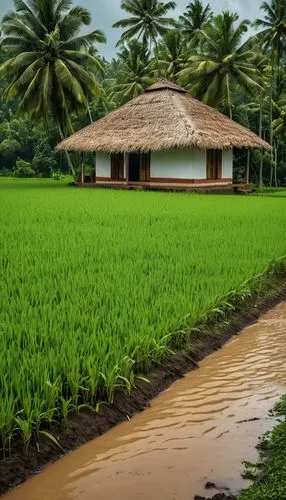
5;302;286;500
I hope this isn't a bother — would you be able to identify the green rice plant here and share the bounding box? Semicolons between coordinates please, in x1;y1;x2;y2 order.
14;418;33;453
37;430;63;452
0;393;16;460
0;178;286;458
59;397;74;428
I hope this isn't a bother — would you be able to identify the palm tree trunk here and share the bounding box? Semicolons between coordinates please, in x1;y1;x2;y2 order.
269;66;274;186
259;92;264;187
246;149;250;185
153;36;161;76
259;154;264;188
270;162;273;187
94;152;97;183
274;140;278;188
81;152;85;184
86;103;97;183
272;50;279;189
87;106;93;123
226;74;232;119
57;120;77;181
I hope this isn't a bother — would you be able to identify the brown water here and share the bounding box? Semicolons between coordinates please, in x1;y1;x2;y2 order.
5;302;286;500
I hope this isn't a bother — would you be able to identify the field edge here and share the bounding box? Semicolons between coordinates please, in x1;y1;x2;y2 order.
1;264;286;497
238;395;286;500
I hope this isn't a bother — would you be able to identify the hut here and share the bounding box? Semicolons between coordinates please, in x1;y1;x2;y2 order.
56;79;270;189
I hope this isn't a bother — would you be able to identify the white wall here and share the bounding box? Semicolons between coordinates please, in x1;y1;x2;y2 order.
222;149;233;179
96;152;110;178
151;149;206;180
96;149;233;181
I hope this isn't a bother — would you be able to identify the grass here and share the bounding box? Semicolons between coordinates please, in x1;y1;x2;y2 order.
261;191;286;198
254;187;286;198
1;178;286;458
239;396;286;500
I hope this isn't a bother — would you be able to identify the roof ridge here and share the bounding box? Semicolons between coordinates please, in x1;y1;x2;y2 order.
146;79;186;94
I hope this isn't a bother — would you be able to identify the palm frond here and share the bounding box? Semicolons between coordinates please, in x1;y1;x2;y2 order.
54;58;85;104
62;58;101;95
60;30;106;50
63;50;105;73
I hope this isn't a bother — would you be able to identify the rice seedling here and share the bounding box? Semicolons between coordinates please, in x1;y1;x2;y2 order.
0;178;286;459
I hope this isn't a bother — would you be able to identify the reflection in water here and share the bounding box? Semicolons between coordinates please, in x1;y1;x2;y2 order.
5;303;286;500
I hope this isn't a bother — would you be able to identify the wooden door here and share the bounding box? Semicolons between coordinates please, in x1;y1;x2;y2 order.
207;150;222;179
128;153;141;182
140;153;151;182
111;153;124;180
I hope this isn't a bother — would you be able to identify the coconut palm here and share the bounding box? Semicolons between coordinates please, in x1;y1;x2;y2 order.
254;0;286;69
109;40;153;104
179;0;213;42
253;1;286;186
179;11;263;118
272;71;286;185
113;0;177;49
249;69;286;186
273;96;286;137
153;30;189;81
0;0;106;178
242;92;270;186
242;51;270;186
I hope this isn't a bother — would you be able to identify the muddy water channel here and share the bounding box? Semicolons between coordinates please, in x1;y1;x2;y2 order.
5;302;286;500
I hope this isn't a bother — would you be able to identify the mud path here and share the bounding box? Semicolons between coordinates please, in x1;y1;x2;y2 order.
4;302;286;500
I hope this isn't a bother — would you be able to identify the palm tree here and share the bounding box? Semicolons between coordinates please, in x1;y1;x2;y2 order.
254;0;286;70
113;0;177;49
0;0;106;179
254;1;286;186
179;0;213;43
153;30;189;81
273;96;286;187
273;96;286;137
272;72;286;186
108;40;153;104
242;51;269;186
179;11;263;119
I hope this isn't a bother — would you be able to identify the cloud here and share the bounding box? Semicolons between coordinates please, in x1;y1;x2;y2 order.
0;0;263;59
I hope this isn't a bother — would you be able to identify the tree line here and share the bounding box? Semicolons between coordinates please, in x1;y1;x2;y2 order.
0;0;285;185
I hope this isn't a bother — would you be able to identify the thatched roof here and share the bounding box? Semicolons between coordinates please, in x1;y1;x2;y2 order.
56;79;270;153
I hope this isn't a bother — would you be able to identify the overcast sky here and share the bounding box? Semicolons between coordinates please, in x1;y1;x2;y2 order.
0;0;263;59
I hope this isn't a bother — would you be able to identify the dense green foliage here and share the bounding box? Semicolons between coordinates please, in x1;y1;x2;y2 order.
0;0;285;184
239;396;286;500
179;12;262;118
0;0;106;179
0;0;105;125
0;179;286;457
255;187;286;197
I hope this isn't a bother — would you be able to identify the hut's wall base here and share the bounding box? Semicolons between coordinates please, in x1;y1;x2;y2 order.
75;180;236;194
